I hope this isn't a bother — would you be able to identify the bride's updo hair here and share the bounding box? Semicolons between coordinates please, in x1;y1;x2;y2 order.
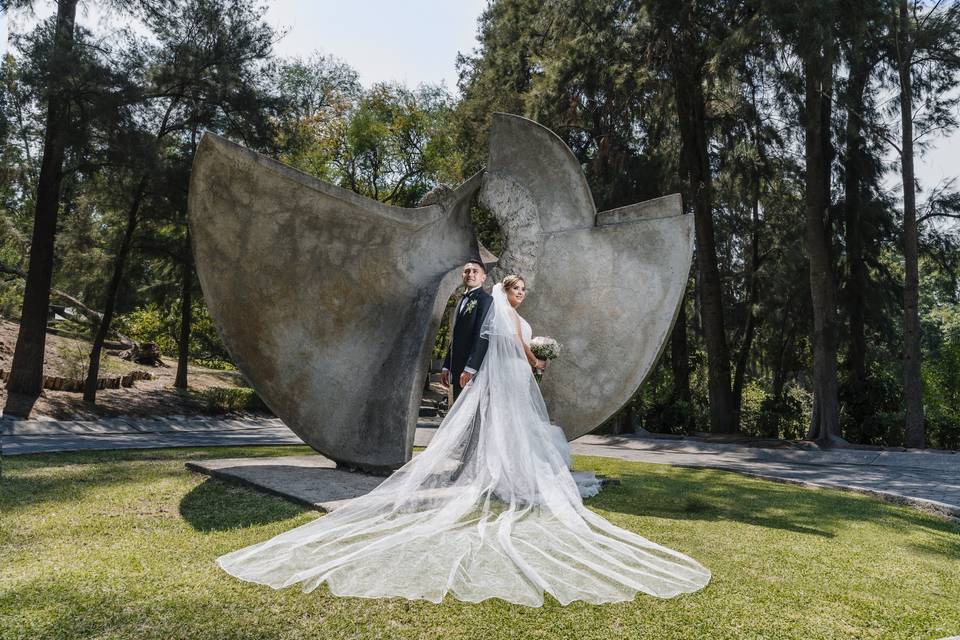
501;274;525;290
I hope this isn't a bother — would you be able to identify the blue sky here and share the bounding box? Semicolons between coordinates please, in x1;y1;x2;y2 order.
1;1;957;195
262;0;487;90
1;0;487;89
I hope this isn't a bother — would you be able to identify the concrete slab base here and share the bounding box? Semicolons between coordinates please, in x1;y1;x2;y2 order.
186;451;617;512
185;454;383;511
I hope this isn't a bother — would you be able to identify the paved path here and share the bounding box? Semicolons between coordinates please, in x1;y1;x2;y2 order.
4;415;958;519
567;434;960;520
0;415;304;455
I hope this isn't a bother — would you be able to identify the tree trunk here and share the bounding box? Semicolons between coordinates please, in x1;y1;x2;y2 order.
764;317;797;438
671;3;736;434
843;30;870;386
802;46;844;447
733;186;762;424
611;402;635;436
4;0;78;411
670;284;691;426
83;176;148;402
175;236;193;390
897;0;924;448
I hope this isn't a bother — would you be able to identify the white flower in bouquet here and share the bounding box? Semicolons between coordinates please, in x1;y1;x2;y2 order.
529;336;561;381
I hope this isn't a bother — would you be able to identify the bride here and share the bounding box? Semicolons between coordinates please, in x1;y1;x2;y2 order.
217;275;711;607
498;274;603;499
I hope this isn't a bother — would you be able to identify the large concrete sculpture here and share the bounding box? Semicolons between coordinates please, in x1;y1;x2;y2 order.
188;114;693;470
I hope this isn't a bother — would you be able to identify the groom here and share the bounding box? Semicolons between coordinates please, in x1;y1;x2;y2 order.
441;259;494;400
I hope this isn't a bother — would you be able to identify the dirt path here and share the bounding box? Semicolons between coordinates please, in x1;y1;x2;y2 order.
0;320;266;419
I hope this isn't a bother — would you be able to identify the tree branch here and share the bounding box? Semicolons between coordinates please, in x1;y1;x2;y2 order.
917;211;960;224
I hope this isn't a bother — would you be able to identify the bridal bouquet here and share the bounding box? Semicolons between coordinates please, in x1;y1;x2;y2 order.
529;336;562;382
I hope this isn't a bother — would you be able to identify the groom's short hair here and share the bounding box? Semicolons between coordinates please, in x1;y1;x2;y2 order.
464;259;486;272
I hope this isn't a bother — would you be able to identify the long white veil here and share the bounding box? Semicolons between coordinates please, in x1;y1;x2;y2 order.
217;283;711;606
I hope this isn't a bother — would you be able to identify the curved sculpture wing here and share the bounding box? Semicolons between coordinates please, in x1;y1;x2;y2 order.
189;116;692;467
188;133;481;470
481;113;694;438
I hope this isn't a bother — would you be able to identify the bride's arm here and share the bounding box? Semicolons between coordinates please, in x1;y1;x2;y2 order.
513;313;543;368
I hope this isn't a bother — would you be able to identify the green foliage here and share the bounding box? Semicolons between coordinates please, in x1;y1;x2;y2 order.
278;69;463;206
470;202;505;256
635;356;695;435
0;282;23;319
923;304;960;449
114;299;231;367
54;340;102;382
736;380;768;435
756;381;815;441
841;362;904;446
115;305;178;356
187;302;234;369
197;387;268;413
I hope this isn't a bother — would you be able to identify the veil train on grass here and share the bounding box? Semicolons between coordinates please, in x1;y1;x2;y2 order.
217;283;711;606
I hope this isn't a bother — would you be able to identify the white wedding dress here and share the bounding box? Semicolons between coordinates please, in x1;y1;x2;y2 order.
217;284;711;606
516;313;602;499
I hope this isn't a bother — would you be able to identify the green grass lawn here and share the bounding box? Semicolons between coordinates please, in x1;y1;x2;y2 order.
2;446;958;640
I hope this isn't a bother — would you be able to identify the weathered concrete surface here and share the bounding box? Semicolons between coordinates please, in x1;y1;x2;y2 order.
1;415;304;455
188;134;482;471
188;116;693;468
481;113;694;439
185;455;383;511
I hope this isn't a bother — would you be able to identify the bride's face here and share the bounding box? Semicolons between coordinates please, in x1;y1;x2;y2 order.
506;280;526;308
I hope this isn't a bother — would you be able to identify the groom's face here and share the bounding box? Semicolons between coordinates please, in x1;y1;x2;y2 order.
462;263;486;289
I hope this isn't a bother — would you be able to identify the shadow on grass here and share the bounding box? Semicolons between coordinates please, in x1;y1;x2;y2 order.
909;529;960;559
1;445;313;514
1;457;156;515
7;446;958;558
3;570;522;640
583;463;960;545
179;477;309;532
3;574;302;640
3;579;129;640
586;467;834;537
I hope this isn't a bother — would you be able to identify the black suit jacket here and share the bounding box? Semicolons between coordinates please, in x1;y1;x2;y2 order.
442;286;494;383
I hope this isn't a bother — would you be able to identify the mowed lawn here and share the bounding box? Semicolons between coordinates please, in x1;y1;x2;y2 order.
2;446;958;640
